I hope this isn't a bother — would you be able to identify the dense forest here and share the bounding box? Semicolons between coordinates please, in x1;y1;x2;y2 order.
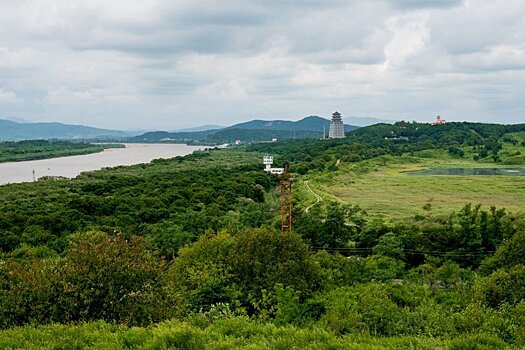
249;122;525;173
0;140;122;163
1;122;525;348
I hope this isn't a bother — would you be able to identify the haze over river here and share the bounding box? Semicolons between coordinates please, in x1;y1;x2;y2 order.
0;143;203;185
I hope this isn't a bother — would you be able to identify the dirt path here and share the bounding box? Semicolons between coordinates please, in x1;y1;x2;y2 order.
304;180;322;213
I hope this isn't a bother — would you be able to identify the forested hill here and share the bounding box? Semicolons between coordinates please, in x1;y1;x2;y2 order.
131;116;358;143
248;121;525;173
0;119;130;141
352;121;525;142
229;116;356;132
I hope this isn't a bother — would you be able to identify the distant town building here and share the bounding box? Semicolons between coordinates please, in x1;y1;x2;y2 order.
432;115;446;125
329;111;345;138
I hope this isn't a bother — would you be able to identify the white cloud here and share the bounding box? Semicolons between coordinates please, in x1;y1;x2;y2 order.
0;0;524;128
0;89;18;104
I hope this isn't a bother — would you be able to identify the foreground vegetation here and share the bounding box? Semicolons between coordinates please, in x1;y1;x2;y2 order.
1;121;525;348
0;319;510;350
0;140;123;163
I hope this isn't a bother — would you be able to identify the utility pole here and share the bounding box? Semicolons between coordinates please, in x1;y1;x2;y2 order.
279;163;293;232
32;170;36;182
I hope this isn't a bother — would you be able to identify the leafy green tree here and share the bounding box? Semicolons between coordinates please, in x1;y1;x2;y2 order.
319;284;403;336
373;232;405;260
56;232;166;326
480;230;525;273
297;202;366;249
0;258;58;328
364;255;405;281
165;228;319;316
165;231;237;315
314;251;367;289
480;265;525;307
232;227;319;306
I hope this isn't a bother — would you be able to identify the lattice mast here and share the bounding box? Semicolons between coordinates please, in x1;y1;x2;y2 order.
279;163;293;232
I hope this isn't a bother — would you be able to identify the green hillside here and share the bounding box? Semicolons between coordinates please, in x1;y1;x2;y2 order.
230;115;356;132
131;116;358;143
0;119;130;141
1;121;525;348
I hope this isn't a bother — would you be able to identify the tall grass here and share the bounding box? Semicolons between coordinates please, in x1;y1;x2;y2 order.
1;318;507;350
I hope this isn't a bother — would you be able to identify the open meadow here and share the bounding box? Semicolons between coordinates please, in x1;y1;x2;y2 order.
303;148;525;220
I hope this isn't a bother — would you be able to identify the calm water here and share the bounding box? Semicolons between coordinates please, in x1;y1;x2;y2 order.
407;167;525;176
0;143;203;185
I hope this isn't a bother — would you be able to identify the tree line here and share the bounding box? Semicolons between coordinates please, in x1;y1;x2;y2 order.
0;140;122;163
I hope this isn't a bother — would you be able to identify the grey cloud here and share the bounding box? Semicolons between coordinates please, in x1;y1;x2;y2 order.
390;0;464;10
0;0;524;128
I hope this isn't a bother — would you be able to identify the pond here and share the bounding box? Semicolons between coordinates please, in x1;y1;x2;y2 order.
407;167;525;176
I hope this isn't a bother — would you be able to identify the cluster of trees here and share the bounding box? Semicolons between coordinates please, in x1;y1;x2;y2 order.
0;228;316;327
0;140;121;163
295;202;517;268
2;222;525;345
0;150;276;256
248;121;525;172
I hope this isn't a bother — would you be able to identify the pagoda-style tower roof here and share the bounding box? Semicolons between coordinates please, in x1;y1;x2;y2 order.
332;111;342;120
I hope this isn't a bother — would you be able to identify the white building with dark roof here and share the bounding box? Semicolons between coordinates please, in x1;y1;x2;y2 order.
329;111;345;138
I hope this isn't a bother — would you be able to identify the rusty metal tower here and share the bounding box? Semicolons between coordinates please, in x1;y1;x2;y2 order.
279;163;293;232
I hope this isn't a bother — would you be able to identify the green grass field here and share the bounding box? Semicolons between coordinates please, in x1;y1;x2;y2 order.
0;318;507;350
301;148;525;220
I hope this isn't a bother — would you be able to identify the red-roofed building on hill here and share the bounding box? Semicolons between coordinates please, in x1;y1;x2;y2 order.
432;115;446;125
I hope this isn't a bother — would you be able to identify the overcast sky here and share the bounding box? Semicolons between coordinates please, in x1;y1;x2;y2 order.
0;0;524;130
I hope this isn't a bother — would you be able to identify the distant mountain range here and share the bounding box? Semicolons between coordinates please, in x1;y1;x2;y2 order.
229;116;356;132
341;116;396;127
132;116;358;143
0;119;131;141
173;125;225;132
169;115;392;133
0;114;392;142
4;117;33;123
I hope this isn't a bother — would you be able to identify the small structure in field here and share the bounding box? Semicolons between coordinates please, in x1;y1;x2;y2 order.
432;115;446;125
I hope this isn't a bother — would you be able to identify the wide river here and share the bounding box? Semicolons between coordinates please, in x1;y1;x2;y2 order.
0;143;203;186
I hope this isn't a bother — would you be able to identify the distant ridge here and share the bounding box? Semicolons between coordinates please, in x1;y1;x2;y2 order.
5;117;33;123
228;116;355;132
173;124;225;132
342;115;396;127
0;119;130;141
132;116;358;143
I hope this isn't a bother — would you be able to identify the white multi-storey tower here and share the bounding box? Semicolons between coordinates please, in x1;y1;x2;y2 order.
263;155;284;174
263;155;273;171
329;111;345;138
